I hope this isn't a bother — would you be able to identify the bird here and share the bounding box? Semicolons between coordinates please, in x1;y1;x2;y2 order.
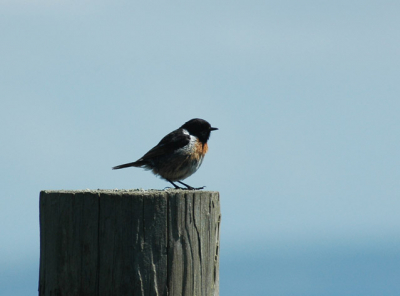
112;118;218;190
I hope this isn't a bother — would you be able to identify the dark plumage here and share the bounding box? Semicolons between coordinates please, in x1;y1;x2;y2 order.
113;118;218;190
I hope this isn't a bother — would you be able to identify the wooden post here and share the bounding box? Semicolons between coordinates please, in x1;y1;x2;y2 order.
38;190;221;296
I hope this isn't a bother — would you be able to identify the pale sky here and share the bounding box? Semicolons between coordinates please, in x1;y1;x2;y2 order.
1;1;400;295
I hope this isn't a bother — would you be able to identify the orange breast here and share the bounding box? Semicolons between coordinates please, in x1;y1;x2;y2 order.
191;141;208;161
202;143;208;154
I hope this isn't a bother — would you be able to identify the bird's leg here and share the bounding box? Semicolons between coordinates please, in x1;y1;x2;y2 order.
177;181;205;190
167;179;183;189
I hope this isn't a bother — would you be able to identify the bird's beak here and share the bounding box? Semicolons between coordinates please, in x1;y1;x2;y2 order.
210;127;218;131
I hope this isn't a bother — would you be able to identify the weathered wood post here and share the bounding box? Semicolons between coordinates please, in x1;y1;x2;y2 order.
38;189;220;296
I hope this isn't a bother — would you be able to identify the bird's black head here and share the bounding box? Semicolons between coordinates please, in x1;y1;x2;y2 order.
181;118;218;143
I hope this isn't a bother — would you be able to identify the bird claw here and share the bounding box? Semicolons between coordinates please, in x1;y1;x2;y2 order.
183;185;205;190
166;186;205;190
193;186;205;190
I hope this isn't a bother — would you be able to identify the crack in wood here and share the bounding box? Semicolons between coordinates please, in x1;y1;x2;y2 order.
39;190;220;296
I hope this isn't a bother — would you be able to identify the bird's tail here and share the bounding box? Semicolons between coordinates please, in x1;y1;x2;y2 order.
112;160;147;170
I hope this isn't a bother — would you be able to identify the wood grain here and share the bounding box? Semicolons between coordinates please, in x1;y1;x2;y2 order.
39;190;220;296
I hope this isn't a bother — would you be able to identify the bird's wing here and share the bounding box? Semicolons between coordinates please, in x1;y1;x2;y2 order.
139;128;190;160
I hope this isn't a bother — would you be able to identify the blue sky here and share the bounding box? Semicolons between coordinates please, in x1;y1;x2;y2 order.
1;1;400;295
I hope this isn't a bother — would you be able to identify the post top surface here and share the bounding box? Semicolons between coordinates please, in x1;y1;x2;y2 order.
40;189;219;195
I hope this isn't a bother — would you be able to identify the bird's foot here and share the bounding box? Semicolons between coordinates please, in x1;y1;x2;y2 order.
165;186;205;190
185;185;205;190
177;181;205;190
167;180;206;190
192;186;205;190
